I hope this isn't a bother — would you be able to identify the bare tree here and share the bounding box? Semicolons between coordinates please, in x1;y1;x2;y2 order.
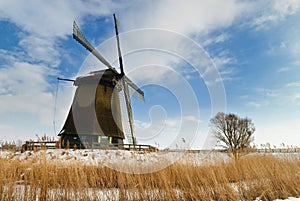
210;112;255;159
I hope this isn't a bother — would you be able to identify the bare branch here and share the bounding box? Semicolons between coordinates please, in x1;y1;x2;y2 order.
210;112;255;159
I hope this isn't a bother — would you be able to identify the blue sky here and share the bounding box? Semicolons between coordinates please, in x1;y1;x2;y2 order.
0;0;300;149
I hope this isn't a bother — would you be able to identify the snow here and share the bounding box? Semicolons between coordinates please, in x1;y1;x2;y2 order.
1;149;299;201
0;149;224;173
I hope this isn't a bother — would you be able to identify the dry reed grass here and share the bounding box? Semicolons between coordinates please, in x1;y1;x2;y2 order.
0;152;299;201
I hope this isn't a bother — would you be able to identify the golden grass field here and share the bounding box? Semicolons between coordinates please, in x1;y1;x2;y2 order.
0;151;299;201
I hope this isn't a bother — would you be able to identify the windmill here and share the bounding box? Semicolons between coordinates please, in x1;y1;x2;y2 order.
58;14;144;149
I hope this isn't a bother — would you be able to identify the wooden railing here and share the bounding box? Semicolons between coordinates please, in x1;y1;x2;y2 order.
115;143;158;151
22;141;59;152
22;141;158;152
87;142;158;151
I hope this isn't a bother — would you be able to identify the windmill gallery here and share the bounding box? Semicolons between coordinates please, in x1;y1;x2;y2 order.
22;15;156;151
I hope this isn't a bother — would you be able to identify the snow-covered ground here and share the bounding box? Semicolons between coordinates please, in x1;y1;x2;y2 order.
1;149;299;201
0;149;226;173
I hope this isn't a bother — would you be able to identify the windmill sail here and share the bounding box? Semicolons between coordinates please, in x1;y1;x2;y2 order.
125;76;144;102
113;14;124;75
119;89;134;144
113;14;138;145
73;21;116;72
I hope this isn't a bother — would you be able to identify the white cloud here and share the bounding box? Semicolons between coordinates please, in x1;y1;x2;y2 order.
122;0;249;35
0;0;119;38
244;82;300;110
0;60;55;122
243;88;278;109
249;0;300;30
182;115;202;124
255;88;279;98
273;0;300;16
19;36;61;67
213;54;236;69
0;48;74;131
0;62;53;95
251;2;300;64
286;81;300;87
202;33;230;47
278;66;295;72
0;0;123;70
246;101;267;108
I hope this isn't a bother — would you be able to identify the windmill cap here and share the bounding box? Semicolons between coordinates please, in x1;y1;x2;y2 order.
75;69;119;86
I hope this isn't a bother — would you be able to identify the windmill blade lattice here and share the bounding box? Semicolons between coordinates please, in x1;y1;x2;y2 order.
73;21;116;72
119;89;134;144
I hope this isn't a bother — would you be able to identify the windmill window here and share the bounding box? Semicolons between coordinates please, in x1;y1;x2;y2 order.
98;136;113;144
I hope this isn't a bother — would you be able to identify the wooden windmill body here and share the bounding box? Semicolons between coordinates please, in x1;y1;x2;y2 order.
59;15;144;149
